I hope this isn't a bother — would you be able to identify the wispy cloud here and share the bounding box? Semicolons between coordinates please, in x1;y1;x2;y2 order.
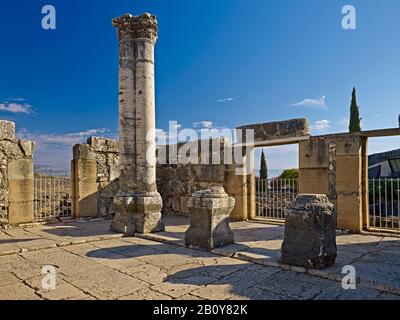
7;97;26;102
171;123;182;130
291;95;327;108
18;128;112;148
217;97;235;103
0;102;33;114
17;127;115;174
193;121;214;129
311;119;331;131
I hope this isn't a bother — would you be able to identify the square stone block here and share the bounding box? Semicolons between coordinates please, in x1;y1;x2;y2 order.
8;180;34;203
299;168;329;195
111;192;164;235
335;135;362;156
18;140;35;158
8;159;34;180
299;139;329;169
336;193;362;232
185;187;235;251
281;194;337;269
336;155;361;193
0;120;16;141
8;201;33;225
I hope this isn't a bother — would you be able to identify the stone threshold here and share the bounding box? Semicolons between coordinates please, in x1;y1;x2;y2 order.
1;217;107;230
362;229;400;239
0;233;124;257
134;231;400;296
248;218;285;226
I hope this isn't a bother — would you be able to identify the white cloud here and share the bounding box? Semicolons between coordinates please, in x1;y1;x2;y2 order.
172;123;182;130
16;128;114;174
217;97;235;103
291;95;327;108
311;119;331;131
193;121;214;129
18;128;111;148
7;97;26;102
0;102;32;114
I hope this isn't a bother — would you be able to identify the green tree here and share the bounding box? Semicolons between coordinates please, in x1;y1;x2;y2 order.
349;87;362;132
279;168;299;180
259;149;268;180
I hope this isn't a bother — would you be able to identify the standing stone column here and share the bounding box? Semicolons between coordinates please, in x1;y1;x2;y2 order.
110;13;164;235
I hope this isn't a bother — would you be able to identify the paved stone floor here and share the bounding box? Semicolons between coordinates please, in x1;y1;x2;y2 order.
0;216;399;300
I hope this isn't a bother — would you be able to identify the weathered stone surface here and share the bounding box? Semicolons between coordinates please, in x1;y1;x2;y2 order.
87;137;118;153
111;193;164;235
281;194;337;269
73;144;94;160
0;120;16;141
72;137;119;219
299;134;364;233
237;118;309;144
0;120;35;227
185;187;235;250
1;218;400;300
0;140;24;159
71;159;98;218
257;270;335;300
18;140;35;158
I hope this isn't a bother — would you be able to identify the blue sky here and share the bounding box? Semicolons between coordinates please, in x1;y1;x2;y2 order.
0;0;399;175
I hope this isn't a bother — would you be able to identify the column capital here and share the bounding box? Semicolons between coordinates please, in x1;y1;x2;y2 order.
112;13;158;43
112;13;134;29
112;14;134;39
132;13;158;43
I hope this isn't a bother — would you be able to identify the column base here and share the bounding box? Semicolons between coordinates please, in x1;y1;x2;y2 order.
110;192;165;236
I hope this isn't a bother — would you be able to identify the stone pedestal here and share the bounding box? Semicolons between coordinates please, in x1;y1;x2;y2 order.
281;194;337;269
111;192;164;235
110;13;164;235
185;187;235;250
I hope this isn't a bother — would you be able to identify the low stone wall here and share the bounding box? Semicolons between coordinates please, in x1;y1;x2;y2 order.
71;137;251;220
0;120;35;226
156;140;227;216
157;163;225;216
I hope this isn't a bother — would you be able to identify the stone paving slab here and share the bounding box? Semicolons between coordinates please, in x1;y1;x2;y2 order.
135;216;400;295
1;216;400;300
0;220;124;256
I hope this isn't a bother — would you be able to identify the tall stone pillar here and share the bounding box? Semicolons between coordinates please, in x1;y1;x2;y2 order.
110;13;164;235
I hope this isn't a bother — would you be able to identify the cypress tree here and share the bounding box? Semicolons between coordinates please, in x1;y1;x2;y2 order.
260;149;268;180
349;87;362;132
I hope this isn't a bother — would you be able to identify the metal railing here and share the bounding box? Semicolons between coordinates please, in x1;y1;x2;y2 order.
368;178;400;232
34;176;72;221
255;178;298;220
